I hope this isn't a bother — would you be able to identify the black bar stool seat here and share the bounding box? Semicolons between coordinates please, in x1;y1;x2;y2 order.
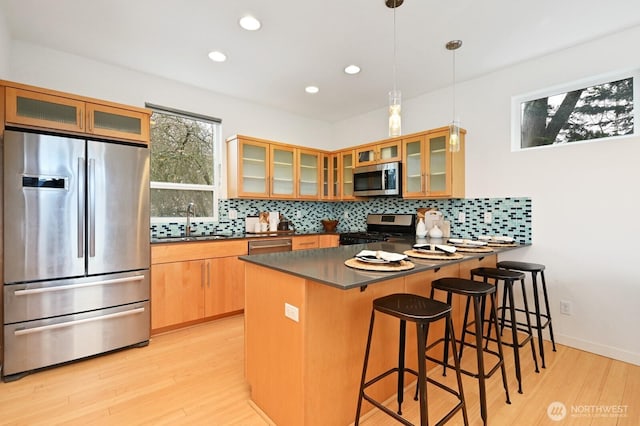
427;278;510;425
497;260;556;368
355;293;469;426
471;267;539;394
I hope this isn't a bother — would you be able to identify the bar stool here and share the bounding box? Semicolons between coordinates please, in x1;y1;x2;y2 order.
470;267;539;394
426;278;511;426
355;293;469;426
497;261;556;368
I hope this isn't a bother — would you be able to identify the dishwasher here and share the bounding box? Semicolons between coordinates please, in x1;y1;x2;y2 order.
248;238;293;254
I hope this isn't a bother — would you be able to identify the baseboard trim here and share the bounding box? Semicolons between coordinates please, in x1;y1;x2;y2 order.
555;333;640;366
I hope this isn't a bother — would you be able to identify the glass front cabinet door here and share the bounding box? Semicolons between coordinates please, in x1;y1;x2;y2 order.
402;129;465;198
237;138;270;197
340;150;355;199
5;87;85;133
86;103;150;143
270;145;296;199
298;149;321;199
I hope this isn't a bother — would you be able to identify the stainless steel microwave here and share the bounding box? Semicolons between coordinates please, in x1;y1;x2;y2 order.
353;161;401;196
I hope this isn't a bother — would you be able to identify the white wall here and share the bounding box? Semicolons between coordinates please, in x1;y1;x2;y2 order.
7;41;332;148
334;26;640;365
0;7;10;78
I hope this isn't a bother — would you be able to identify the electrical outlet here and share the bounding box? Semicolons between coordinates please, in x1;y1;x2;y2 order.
458;211;465;223
285;303;299;322
228;209;237;219
296;210;302;219
560;300;572;315
483;211;492;224
343;210;349;219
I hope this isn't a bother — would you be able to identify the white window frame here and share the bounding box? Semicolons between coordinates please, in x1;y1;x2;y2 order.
511;68;639;151
147;104;222;223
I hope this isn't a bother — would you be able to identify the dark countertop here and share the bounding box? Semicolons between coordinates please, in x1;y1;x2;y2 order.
151;231;338;244
239;240;527;290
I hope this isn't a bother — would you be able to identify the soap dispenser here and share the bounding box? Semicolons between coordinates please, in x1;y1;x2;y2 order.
416;217;427;237
428;224;444;238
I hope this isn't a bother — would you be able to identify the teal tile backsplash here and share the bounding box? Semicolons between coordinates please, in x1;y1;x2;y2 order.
151;197;532;244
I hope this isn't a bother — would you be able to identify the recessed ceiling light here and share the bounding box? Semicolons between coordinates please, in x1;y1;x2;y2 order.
305;86;319;94
208;51;227;62
239;15;261;31
344;65;361;75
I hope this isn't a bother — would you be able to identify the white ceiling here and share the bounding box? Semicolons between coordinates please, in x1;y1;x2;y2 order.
2;0;640;122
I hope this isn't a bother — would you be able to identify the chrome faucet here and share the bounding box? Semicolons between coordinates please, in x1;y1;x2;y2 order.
186;202;195;236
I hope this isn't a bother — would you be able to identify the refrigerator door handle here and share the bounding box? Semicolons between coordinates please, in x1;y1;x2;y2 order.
78;157;85;258
88;158;96;258
13;307;146;336
13;275;145;296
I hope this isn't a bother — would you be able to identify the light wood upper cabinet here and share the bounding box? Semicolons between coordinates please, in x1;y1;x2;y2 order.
354;139;402;167
3;82;150;144
297;148;321;200
402;128;465;199
227;135;325;200
86;103;149;142
338;149;356;200
5;87;85;133
227;136;270;198
270;144;296;199
320;153;332;200
227;126;463;201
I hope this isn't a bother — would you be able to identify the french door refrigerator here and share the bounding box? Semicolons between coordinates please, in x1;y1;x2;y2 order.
3;130;150;381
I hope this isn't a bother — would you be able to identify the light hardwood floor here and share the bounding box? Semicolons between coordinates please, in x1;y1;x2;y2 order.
0;314;637;425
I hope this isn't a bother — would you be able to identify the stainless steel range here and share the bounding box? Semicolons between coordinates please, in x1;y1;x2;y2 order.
339;213;415;245
2;130;150;381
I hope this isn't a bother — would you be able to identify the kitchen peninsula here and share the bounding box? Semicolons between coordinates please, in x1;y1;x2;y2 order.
240;241;524;426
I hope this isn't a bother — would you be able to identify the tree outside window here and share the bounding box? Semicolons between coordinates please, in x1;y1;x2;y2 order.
518;76;634;149
149;108;220;219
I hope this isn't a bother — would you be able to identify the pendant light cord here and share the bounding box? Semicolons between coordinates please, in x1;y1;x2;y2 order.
393;1;398;93
452;48;456;122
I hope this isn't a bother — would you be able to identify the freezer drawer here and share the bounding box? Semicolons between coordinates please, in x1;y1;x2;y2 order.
3;301;150;378
4;270;149;324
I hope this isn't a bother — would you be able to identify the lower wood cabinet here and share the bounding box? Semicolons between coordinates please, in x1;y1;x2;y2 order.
292;235;319;250
318;234;339;248
151;240;247;334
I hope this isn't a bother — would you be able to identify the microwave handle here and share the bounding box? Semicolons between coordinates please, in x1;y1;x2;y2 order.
382;170;388;190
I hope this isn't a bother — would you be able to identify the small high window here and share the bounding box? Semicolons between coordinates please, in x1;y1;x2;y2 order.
512;72;636;150
147;104;221;221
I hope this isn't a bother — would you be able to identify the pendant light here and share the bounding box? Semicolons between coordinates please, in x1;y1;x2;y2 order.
446;39;462;152
386;0;403;137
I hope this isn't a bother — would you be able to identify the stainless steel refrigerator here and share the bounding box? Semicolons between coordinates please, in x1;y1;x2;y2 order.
2;130;150;381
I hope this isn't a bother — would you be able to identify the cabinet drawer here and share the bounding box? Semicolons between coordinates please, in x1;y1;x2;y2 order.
3;301;150;377
152;240;248;264
4;271;149;323
292;235;319;250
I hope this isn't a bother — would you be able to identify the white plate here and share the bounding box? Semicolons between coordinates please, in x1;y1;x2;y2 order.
448;238;488;246
434;244;457;254
355;257;389;264
355;250;407;263
477;235;514;243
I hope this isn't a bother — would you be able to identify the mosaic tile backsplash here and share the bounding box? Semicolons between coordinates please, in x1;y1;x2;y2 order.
151;197;532;244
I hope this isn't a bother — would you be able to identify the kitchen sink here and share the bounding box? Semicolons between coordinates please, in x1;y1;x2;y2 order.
151;235;231;243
